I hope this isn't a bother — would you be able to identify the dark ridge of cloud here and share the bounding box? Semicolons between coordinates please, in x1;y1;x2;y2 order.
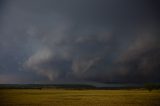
116;47;160;83
0;0;160;83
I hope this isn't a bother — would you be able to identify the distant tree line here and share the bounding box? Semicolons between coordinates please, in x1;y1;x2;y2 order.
1;83;160;91
144;83;160;92
0;84;96;89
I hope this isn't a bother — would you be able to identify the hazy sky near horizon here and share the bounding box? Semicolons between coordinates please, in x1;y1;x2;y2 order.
0;0;160;84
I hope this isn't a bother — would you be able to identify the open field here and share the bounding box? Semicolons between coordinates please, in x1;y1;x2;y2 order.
0;89;160;106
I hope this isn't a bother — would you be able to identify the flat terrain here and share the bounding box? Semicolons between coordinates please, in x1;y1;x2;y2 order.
0;89;160;106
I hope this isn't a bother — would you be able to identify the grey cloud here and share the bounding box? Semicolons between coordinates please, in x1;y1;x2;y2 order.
0;0;160;83
24;48;56;81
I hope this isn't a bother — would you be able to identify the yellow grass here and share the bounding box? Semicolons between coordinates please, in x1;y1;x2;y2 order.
0;89;160;106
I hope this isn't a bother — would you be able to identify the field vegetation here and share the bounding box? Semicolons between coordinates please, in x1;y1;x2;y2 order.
0;89;160;106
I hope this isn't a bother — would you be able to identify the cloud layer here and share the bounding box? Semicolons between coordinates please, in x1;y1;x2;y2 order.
0;0;160;83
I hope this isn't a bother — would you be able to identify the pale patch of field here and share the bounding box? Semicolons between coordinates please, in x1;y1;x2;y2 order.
0;89;160;106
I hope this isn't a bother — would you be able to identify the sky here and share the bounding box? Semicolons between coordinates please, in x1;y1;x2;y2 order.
0;0;160;84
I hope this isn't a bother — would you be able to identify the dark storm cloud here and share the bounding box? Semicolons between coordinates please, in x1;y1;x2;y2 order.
0;0;160;83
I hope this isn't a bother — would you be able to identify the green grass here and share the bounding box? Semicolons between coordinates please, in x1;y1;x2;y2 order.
0;89;160;106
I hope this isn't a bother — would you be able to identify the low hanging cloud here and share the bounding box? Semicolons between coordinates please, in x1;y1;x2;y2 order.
24;48;59;81
0;0;160;83
23;26;160;83
115;31;160;83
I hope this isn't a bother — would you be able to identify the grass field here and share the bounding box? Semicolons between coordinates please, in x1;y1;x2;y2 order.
0;89;160;106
